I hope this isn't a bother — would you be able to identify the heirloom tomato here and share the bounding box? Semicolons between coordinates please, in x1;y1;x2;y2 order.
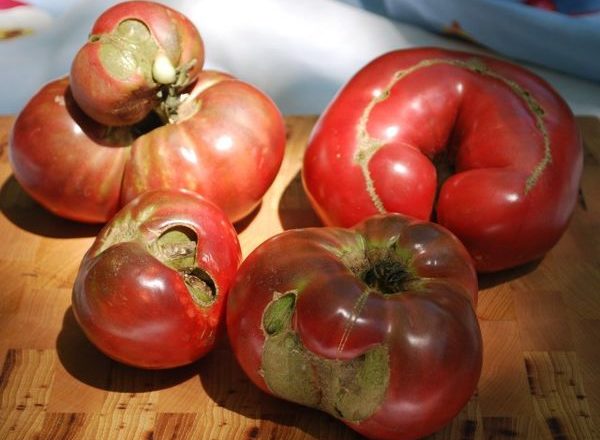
70;0;204;126
302;47;583;272
72;189;241;369
9;69;285;223
8;77;130;223
227;214;482;440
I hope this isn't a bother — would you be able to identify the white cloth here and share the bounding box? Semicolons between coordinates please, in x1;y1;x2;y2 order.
1;0;599;116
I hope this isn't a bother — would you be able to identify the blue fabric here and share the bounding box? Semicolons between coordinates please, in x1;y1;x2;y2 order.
341;0;600;82
550;0;600;15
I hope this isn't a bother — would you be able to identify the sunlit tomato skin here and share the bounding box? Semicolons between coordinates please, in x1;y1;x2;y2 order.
121;70;287;223
227;214;482;440
302;47;583;272
11;4;283;225
8;77;130;223
72;189;241;369
70;0;204;126
9;70;285;224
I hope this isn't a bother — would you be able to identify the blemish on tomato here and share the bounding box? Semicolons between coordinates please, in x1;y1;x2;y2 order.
354;57;551;206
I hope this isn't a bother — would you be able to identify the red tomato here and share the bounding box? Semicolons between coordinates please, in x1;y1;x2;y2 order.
120;70;286;222
302;47;583;272
70;0;204;126
227;214;482;440
72;189;241;369
8;78;129;223
9;71;285;223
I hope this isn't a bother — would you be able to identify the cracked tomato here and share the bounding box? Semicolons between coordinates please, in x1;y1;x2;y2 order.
72;189;241;369
70;0;204;126
227;213;482;440
9;2;285;224
9;69;285;223
302;47;583;272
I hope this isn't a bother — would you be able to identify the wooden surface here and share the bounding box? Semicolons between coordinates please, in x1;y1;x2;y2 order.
0;114;599;439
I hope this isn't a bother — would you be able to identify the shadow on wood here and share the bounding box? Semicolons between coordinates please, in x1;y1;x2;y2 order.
0;175;102;238
478;259;542;291
234;201;262;235
56;307;200;392
278;170;323;231
197;340;361;439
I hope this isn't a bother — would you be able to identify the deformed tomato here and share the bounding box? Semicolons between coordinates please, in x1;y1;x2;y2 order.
9;70;285;224
303;47;583;272
227;213;482;440
70;0;204;126
72;189;241;369
10;2;285;225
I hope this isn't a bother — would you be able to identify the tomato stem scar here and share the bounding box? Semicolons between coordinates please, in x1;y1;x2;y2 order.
97;19;158;82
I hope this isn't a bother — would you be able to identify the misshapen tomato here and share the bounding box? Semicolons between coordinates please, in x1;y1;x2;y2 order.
120;70;286;222
72;189;241;369
70;0;204;126
8;78;130;223
10;2;285;224
9;70;285;224
302;47;583;272
227;214;482;440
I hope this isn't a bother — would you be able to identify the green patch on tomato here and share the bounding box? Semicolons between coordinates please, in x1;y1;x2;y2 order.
261;292;390;422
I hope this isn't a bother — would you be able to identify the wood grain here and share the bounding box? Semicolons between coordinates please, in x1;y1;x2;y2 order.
0;114;599;439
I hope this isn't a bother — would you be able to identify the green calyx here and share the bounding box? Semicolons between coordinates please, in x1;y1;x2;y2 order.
362;259;412;295
260;292;390;422
359;240;417;295
151;226;217;307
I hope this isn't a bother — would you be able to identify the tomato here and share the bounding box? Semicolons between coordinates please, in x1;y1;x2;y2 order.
227;214;482;440
9;70;285;224
10;2;284;224
302;47;583;272
70;0;204;126
72;189;241;369
120;70;286;222
8;77;130;223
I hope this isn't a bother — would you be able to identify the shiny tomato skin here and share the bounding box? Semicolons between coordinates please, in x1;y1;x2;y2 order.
302;47;583;272
70;0;204;126
227;214;482;440
9;71;284;224
121;70;286;223
72;189;241;369
8;77;130;223
12;4;284;225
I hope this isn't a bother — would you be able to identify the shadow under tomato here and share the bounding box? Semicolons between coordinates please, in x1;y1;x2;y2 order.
0;175;102;238
234;201;262;234
56;307;200;392
197;338;360;440
277;170;323;231
477;258;542;291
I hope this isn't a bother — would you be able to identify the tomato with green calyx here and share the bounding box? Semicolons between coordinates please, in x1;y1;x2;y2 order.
70;0;204;126
303;47;583;272
72;189;241;369
227;213;482;440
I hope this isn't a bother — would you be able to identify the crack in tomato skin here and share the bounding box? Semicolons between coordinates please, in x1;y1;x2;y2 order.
227;214;482;439
336;289;371;355
354;57;552;214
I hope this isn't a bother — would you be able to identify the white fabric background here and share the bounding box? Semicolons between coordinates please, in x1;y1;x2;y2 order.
2;0;599;117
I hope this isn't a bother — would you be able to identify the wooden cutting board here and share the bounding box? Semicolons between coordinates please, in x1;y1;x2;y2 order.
0;115;598;439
